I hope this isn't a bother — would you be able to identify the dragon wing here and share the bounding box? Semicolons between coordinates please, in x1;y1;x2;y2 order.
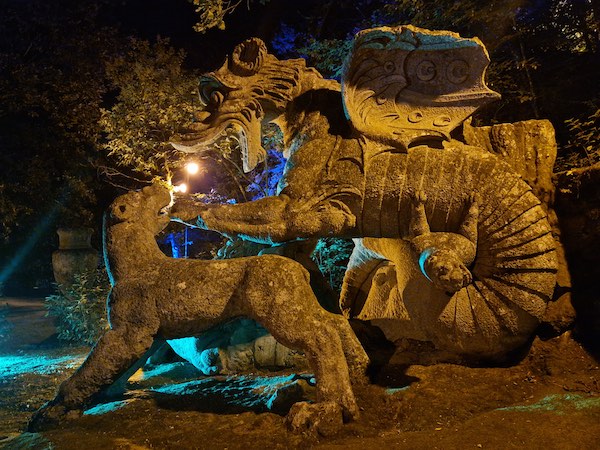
341;25;500;148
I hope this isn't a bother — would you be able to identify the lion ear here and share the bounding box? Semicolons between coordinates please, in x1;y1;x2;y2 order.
230;38;267;76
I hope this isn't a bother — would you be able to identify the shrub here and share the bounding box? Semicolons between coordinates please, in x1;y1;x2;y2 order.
311;238;354;293
45;268;110;345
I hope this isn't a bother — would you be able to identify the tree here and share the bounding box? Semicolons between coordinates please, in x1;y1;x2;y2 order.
189;0;271;33
0;0;117;294
100;37;198;184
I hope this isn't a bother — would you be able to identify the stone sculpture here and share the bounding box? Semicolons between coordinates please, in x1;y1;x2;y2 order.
406;191;480;294
171;25;558;362
29;183;369;433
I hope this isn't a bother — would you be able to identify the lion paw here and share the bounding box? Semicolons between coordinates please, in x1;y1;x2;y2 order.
170;198;209;222
286;401;344;437
28;401;81;432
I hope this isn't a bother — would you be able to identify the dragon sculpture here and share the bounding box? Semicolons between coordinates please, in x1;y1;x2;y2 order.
171;25;557;362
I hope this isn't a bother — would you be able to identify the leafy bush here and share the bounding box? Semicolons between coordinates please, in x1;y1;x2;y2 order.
311;238;354;293
45;268;110;345
558;109;600;170
100;37;198;182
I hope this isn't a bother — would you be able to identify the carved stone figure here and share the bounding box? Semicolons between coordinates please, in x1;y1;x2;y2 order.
406;191;480;294
171;25;557;362
29;183;369;433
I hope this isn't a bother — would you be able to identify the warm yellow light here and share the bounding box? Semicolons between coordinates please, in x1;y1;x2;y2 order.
186;162;200;175
174;183;188;193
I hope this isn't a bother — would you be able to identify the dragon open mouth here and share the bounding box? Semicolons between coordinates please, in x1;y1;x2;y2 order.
171;114;266;173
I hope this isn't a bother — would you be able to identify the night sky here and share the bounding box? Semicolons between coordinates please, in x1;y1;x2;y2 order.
95;0;345;70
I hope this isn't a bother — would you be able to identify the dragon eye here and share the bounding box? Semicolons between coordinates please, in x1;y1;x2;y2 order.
210;90;224;106
199;86;226;108
199;75;227;108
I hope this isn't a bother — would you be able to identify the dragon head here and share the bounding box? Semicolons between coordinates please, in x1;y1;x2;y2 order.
171;38;320;172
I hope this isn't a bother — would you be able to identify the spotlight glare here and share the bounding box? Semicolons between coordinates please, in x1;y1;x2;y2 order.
174;183;188;193
186;162;200;175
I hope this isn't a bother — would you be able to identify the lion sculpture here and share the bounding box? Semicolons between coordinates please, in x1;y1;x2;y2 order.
29;183;369;434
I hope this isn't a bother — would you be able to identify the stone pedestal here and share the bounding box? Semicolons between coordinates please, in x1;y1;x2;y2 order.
52;228;99;294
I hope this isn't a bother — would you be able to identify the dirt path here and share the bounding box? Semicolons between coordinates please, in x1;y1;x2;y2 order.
1;299;599;449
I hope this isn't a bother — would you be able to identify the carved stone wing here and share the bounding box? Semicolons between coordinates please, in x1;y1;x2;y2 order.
341;25;501;147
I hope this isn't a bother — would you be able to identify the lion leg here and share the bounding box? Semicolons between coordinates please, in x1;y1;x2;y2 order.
103;338;165;398
458;193;480;244
264;315;358;416
326;314;370;385
29;324;157;431
257;292;359;427
273;323;359;436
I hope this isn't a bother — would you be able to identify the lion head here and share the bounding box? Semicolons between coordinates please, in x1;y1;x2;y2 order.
109;183;172;235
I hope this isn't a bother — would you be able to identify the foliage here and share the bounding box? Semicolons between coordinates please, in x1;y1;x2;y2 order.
0;0;114;235
0;0;117;294
189;0;270;33
45;268;110;345
100;37;198;183
297;39;353;80
190;0;242;32
558;109;600;169
311;238;354;293
246;149;287;200
271;23;301;57
215;238;270;259
518;0;599;53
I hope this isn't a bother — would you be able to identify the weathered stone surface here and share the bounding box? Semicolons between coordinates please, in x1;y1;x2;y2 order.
170;27;557;362
253;334;308;369
464;119;576;335
29;183;368;432
287;401;344;437
165;239;334;375
464;119;557;208
554;163;600;342
343;25;500;147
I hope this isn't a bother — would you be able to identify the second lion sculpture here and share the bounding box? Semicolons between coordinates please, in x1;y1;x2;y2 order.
29;183;369;434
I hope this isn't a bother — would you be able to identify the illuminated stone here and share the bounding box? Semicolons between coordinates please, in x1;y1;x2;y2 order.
29;183;368;433
170;26;558;363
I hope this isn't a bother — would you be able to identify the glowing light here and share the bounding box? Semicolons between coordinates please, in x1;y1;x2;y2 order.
185;162;200;175
0;201;60;288
173;183;188;193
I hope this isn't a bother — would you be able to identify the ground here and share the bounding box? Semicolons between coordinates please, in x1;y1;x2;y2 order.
1;298;599;449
